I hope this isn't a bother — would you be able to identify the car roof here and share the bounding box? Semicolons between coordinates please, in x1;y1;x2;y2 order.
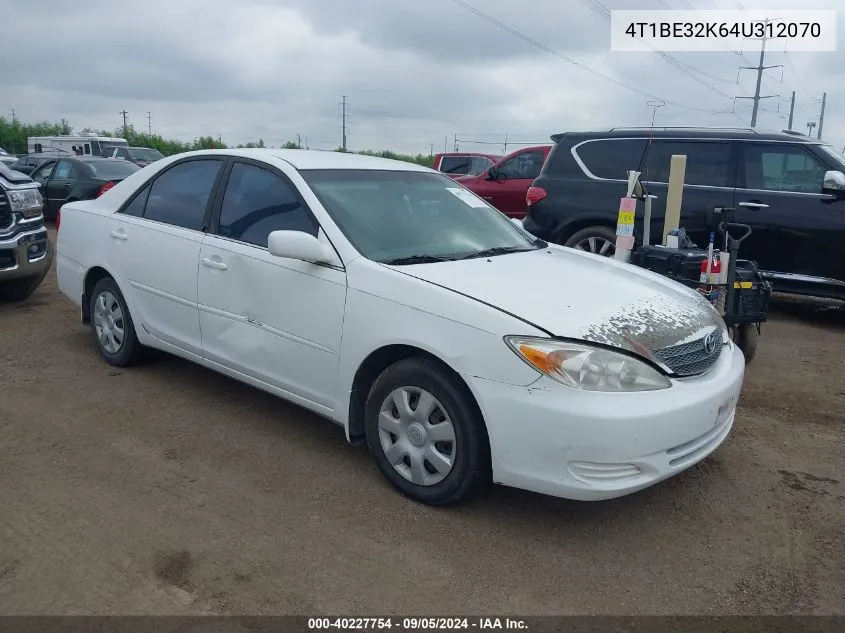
169;148;434;172
551;127;824;144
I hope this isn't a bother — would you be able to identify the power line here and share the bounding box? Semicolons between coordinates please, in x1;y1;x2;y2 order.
446;0;733;114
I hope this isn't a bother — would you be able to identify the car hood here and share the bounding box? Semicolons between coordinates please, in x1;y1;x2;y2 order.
390;245;724;363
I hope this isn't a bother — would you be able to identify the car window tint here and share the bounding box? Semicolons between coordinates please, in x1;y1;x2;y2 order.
575;139;653;180
32;161;55;179
497;151;546;179
439;156;472;175
656;141;733;187
122;184;151;217
55;160;73;179
743;144;827;193
217;162;317;247
143;159;223;230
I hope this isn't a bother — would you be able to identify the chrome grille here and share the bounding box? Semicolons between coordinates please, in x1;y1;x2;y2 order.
0;191;11;230
653;328;722;377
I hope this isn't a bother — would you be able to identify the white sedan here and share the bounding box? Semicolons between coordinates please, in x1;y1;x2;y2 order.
56;149;745;506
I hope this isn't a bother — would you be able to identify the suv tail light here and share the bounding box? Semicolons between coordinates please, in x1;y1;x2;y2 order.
526;186;547;206
97;181;116;197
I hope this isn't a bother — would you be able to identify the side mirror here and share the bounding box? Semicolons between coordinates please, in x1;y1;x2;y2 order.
822;170;845;198
267;230;334;264
485;166;499;181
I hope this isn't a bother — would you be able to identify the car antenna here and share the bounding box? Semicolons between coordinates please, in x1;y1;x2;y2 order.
635;100;664;196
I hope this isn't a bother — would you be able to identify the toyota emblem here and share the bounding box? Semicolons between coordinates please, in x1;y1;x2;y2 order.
704;331;719;355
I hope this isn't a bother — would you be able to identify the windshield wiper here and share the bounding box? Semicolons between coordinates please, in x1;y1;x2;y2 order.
457;245;538;260
382;254;454;265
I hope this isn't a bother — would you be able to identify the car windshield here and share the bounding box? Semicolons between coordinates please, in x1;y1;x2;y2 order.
817;144;845;171
87;160;141;178
301;169;541;263
128;148;163;161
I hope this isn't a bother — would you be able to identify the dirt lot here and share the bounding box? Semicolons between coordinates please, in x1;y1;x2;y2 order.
0;235;843;616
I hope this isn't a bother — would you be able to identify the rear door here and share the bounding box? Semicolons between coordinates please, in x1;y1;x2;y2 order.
736;141;842;279
45;159;75;217
31;160;57;211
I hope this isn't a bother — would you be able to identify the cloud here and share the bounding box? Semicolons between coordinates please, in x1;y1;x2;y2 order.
0;0;842;154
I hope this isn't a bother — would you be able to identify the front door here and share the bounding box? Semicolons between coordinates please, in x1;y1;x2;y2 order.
107;158;225;356
45;159;76;217
472;149;547;218
736;141;844;281
198;159;347;410
31;160;57;213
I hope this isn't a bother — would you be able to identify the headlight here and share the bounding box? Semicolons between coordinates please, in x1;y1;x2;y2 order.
7;188;43;218
505;336;672;392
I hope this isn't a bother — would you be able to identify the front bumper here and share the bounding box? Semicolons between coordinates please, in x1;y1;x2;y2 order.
467;343;745;501
0;223;51;281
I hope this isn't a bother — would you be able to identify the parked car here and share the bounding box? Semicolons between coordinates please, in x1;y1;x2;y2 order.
432;152;499;177
30;156;140;220
523;127;845;301
107;146;165;167
56;149;744;506
452;145;552;218
0;162;52;301
0;155;19;166
10;152;70;175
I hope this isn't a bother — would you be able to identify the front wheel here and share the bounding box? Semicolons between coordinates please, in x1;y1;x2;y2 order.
563;226;616;257
364;358;491;506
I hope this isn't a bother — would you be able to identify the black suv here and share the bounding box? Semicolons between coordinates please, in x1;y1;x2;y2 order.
523;127;845;300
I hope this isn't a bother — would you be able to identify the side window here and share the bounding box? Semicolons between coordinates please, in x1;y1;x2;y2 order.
497;151;546;180
656;141;733;187
54;160;73;179
117;149;129;159
121;184;151;217
144;159;223;230
575;139;652;180
217;162;318;247
439;156;471;175
84;144;91;155
32;161;56;180
34;144;43;153
743;144;828;193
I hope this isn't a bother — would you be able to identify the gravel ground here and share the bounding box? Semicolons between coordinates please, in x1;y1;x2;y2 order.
0;234;843;615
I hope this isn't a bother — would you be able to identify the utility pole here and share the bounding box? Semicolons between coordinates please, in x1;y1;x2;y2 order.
297;133;302;149
736;19;782;127
146;111;153;137
429;143;434;157
787;91;795;130
453;134;458;152
119;110;129;138
806;121;817;137
817;92;827;139
503;134;508;155
444;137;448;153
340;95;348;152
305;136;309;149
9;107;15;122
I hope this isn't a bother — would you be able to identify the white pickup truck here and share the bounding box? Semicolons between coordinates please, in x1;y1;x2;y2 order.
106;146;164;167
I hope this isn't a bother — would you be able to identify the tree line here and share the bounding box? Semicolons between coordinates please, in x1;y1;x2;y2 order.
0;118;433;168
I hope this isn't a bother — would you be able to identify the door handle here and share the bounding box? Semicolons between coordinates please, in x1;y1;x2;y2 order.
201;257;228;270
738;201;769;209
64;183;73;189
109;229;127;241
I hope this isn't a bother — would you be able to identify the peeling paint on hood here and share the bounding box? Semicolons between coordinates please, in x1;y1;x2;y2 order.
392;245;725;363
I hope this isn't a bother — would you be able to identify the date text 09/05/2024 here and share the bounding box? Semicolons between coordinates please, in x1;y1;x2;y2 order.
307;617;528;630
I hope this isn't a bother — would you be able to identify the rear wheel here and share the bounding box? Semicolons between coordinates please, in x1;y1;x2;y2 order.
90;277;146;367
364;357;491;506
563;226;616;257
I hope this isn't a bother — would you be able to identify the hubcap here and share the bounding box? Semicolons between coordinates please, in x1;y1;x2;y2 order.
377;387;456;486
575;236;615;256
93;291;125;354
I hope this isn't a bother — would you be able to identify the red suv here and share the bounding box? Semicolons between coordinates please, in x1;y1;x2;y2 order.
452;145;551;218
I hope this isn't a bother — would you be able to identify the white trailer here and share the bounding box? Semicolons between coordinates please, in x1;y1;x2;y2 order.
27;134;128;157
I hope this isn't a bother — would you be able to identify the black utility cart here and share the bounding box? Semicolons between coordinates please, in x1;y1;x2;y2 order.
628;206;772;364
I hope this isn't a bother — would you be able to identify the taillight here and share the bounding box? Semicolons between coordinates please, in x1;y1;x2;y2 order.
97;181;116;197
526;186;547;206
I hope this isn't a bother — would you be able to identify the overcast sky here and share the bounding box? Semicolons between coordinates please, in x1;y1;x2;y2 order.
3;0;843;155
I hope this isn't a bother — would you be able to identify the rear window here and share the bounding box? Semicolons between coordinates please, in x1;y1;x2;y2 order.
574;139;651;180
87;161;141;179
439;156;474;175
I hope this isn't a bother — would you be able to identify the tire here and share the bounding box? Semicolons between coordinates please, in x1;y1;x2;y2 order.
364;357;491;506
0;240;53;302
563;225;617;257
731;324;759;364
89;277;146;367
